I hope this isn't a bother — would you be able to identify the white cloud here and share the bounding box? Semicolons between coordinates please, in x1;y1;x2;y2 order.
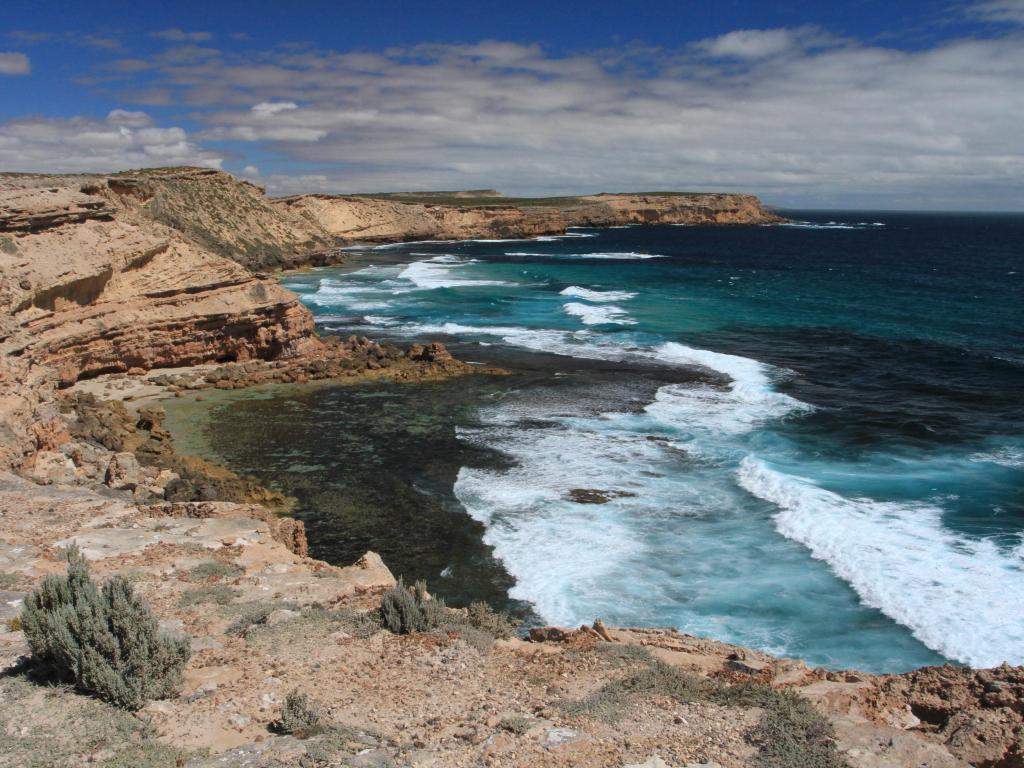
0;110;222;172
251;101;299;116
968;0;1024;24
0;52;30;75
106;109;152;128
7;25;1024;208
151;28;213;42
130;33;1023;208
242;165;260;176
694;27;823;59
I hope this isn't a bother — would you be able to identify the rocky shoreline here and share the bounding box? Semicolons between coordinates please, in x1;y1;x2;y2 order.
1;168;1021;767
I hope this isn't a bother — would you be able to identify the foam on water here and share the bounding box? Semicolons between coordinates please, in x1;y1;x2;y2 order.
646;343;813;433
738;456;1024;667
504;251;666;259
970;446;1024;469
560;286;637;302
397;256;514;290
562;302;636;326
312;279;394;311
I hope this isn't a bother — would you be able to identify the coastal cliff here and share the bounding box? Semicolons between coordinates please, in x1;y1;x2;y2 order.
276;190;781;246
1;168;1019;768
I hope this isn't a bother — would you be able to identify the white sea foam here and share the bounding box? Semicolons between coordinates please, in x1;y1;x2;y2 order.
739;456;1024;667
454;421;669;624
970;446;1024;469
311;279;393;310
562;302;636;326
504;251;666;259
645;343;813;433
560;286;637;302
397;256;512;290
778;220;884;230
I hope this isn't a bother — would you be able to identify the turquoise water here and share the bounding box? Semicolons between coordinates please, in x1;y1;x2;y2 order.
282;212;1024;671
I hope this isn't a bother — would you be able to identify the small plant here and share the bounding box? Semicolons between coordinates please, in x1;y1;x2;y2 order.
379;578;447;635
498;715;531;735
224;600;300;636
188;560;243;582
277;689;324;738
0;570;20;589
20;546;191;710
180;584;239;607
464;601;518;639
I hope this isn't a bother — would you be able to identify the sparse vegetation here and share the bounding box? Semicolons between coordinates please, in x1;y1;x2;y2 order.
0;674;194;768
179;584;239;607
498;714;531;734
559;659;848;768
464;600;519;639
187;560;243;582
379;578;447;635
377;579;519;655
19;546;191;710
0;570;20;588
277;689;324;738
224;600;300;637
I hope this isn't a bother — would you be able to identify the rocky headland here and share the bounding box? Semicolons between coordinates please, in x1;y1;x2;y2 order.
0;168;1020;768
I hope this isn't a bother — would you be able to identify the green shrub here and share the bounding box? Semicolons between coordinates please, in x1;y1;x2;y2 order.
465;601;518;639
180;584;239;607
558;659;848;768
379;578;446;635
0;570;20;589
277;689;324;738
187;560;243;582
20;546;191;710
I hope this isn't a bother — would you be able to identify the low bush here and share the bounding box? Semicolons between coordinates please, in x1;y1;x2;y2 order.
20;546;191;710
277;689;324;738
465;601;518;639
378;579;519;656
558;659;848;768
379;578;446;635
187;560;243;582
179;584;239;607
224;600;299;637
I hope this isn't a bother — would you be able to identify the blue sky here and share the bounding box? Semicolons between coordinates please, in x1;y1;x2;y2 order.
2;0;1023;209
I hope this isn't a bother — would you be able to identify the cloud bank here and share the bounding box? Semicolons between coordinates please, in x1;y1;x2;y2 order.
1;12;1022;208
0;52;30;75
0;110;222;173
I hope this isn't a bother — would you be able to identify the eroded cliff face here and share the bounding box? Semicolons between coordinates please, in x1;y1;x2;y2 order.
0;169;325;469
275;190;782;243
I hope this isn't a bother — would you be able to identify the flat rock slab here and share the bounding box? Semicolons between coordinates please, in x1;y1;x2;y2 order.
0;541;38;573
185;735;308;767
0;590;24;620
56;516;272;560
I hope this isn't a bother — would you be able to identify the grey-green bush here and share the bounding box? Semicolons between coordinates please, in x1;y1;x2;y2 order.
379;578;446;635
20;546;191;710
278;689;324;738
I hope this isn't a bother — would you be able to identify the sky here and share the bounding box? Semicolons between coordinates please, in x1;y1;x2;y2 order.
1;0;1023;210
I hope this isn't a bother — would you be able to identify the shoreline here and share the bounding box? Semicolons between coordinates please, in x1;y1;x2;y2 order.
1;168;1019;766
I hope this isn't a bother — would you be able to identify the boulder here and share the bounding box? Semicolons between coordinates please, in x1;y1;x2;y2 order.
104;451;141;489
24;450;76;485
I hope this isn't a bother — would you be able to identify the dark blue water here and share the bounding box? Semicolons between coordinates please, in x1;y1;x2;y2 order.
282;211;1024;671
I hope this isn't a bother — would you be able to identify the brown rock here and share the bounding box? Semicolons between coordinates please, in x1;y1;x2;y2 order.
529;626;572;643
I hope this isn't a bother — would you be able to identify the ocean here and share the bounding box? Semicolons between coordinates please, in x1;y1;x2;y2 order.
168;211;1024;673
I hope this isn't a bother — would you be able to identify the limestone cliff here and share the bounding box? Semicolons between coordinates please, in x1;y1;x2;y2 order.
0;170;325;469
276;190;782;244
